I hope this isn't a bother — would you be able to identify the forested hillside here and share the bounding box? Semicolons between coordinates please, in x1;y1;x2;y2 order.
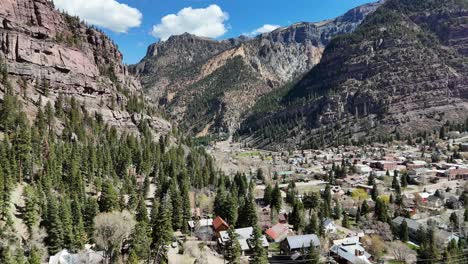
0;64;220;262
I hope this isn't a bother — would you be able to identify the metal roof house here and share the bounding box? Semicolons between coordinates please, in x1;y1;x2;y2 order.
280;234;320;254
330;236;372;264
218;227;269;254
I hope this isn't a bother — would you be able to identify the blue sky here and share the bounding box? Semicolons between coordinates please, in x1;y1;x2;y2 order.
54;0;377;64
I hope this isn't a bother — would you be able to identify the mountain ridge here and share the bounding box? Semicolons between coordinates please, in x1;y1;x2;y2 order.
239;0;468;150
0;0;171;138
131;0;383;136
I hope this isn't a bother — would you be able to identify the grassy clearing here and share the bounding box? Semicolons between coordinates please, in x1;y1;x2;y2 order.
237;151;261;157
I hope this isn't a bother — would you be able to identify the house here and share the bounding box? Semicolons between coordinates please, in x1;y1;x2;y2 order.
265;223;289;242
330;236;372;264
445;167;468;180
213;216;229;236
49;248;104;264
371;160;398;171
406;160;427;169
188;218;214;240
218;227;269;254
417;192;431;203
392;217;420;241
445;196;461;209
436;230;460;246
355;164;372;175
322;218;337;233
278;212;288;224
427;195;444;208
280;234;320;254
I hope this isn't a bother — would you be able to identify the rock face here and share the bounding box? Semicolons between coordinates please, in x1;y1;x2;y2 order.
0;0;171;135
131;1;382;135
240;0;468;150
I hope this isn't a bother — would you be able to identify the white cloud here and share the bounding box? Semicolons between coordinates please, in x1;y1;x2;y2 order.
151;5;229;41
250;24;281;36
53;0;142;33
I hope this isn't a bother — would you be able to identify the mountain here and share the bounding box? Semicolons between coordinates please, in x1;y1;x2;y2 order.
131;1;383;136
0;0;171;137
239;0;468;150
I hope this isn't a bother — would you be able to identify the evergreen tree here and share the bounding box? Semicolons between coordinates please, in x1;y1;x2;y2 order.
290;199;305;232
342;212;349;228
449;212;459;230
355;206;361;223
270;183;282;212
305;212;318;235
264;183;273;205
249;226;268;264
400;219;409;242
368;173;375;186
371;183;379;201
99;181;119;212
225;226;241;264
401;172;408;188
361;200;369;215
131;221;151;261
308;243;320;264
23;186;39;234
374;198;388;222
45;196;63;254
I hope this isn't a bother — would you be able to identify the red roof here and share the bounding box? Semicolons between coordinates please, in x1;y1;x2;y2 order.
213;216;229;231
265;223;289;240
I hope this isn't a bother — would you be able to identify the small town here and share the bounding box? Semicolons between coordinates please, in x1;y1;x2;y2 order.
1;0;468;263
157;129;468;263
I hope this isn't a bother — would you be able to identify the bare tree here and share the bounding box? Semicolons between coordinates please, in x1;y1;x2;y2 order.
93;210;136;263
390;241;415;263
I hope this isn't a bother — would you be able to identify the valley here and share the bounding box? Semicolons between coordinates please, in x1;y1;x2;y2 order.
0;0;467;264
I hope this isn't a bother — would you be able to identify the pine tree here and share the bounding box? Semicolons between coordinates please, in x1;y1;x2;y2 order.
136;195;149;223
225;226;241;264
27;247;41;264
400;219;409;242
305;212;318;234
368;173;375;186
361;200;369;215
99;181;119;212
342;212;349;228
308;242;321;264
46;196;63;254
249;226;268;264
355;206;361;223
401;172;408;188
371;183;379;201
271;183;282;212
71;197;86;251
60;198;74;250
83;197;99;240
264;183;273;205
23;185;39;234
152;196;173;247
449;212;459;230
127;251;139;264
374;198;387;222
290;199;305;232
131;221;151;261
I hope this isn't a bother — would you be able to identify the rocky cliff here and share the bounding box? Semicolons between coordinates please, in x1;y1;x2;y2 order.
0;0;171;136
132;1;383;136
239;0;468;150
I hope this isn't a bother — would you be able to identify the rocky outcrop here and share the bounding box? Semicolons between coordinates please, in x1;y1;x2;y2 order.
239;0;468;150
132;1;382;135
0;0;171;137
